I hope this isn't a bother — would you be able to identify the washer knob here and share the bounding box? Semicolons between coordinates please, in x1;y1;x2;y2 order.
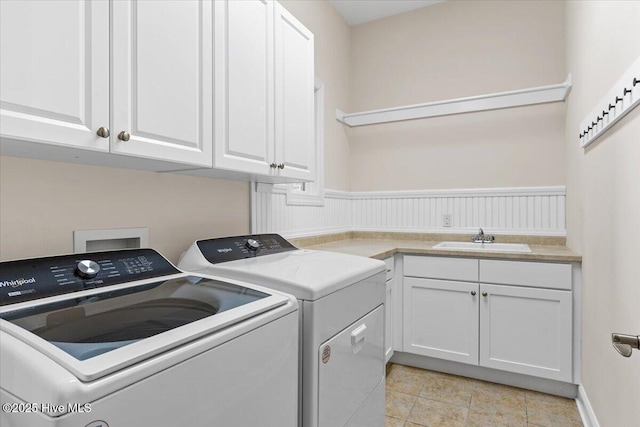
246;239;260;251
76;260;101;279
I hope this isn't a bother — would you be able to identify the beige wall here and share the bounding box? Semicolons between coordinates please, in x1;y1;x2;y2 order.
348;0;566;191
0;156;249;263
565;2;640;426
279;0;352;191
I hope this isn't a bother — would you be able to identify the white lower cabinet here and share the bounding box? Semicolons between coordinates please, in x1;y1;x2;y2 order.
384;257;395;363
479;283;572;381
402;255;573;382
403;278;479;365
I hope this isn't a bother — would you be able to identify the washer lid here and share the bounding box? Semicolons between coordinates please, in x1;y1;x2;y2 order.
197;250;386;300
0;274;288;381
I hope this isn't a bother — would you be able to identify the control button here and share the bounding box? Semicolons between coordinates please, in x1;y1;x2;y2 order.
76;260;101;279
246;239;260;251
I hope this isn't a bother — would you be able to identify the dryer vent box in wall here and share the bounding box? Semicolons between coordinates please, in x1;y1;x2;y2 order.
74;228;149;253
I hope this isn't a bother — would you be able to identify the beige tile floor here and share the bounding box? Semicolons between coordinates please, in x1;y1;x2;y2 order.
385;364;583;427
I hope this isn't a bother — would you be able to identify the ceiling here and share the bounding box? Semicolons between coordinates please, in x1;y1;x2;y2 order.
329;0;445;26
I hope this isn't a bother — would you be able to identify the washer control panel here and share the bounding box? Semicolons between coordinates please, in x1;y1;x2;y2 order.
0;249;179;306
196;234;296;264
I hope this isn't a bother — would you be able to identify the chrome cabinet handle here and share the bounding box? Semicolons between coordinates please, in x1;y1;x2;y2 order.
482;292;488;297
277;163;285;169
270;163;277;169
117;131;131;141
470;291;476;296
96;127;110;138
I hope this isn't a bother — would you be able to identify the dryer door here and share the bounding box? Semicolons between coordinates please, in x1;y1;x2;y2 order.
318;305;385;427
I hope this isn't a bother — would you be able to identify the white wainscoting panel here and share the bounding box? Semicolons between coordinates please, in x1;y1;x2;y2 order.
252;184;352;238
252;185;566;237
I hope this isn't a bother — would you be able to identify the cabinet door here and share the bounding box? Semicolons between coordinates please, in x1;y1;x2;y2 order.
0;0;109;151
111;0;213;168
274;3;315;180
385;278;394;363
213;0;274;175
403;277;479;365
479;284;572;382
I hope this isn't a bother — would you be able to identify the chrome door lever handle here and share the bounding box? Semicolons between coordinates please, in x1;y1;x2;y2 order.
612;333;640;357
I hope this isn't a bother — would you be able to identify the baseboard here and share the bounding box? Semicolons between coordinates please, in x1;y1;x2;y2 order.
576;384;601;427
391;352;578;398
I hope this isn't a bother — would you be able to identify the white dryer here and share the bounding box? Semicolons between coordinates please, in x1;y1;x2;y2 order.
0;248;298;427
179;234;386;427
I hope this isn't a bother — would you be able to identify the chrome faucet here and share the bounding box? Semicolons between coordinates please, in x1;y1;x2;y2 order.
472;228;495;243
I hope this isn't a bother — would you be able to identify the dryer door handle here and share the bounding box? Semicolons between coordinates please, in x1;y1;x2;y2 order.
351;324;367;346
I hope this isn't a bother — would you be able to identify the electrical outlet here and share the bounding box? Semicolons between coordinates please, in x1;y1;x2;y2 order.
443;214;452;227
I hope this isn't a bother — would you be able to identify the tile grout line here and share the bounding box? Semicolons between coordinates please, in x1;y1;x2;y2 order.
404;381;426;426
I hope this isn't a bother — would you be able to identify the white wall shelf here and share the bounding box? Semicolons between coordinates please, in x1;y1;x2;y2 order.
579;56;640;148
336;75;572;127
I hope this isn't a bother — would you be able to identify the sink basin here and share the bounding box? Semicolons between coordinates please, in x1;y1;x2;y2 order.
433;241;531;253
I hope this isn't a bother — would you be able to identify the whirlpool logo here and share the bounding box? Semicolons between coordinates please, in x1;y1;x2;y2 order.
0;277;36;288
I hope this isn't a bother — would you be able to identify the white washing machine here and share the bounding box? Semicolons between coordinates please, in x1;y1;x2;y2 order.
0;248;298;427
179;234;386;427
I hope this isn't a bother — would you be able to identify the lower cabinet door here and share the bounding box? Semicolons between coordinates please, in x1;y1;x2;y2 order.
479;284;572;382
385;278;394;363
403;277;479;365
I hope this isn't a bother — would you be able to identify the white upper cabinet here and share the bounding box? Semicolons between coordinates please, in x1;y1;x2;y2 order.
1;0;212;169
214;0;274;175
274;3;315;181
0;0;109;152
111;0;213;167
211;0;315;181
1;0;314;180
